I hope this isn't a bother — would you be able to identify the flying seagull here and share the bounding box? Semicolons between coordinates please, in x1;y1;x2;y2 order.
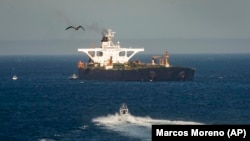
65;26;85;31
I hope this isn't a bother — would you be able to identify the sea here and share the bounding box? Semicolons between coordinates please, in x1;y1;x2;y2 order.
0;54;250;141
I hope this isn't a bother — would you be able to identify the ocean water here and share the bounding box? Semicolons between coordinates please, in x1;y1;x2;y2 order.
0;54;250;141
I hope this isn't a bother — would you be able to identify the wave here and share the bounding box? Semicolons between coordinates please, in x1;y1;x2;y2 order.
92;113;203;140
38;139;56;141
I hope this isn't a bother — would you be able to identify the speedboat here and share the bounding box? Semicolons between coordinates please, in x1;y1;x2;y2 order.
12;75;18;80
69;73;78;80
119;103;129;115
118;103;130;122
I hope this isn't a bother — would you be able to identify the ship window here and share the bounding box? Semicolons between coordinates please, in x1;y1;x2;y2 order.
119;51;125;56
97;51;103;56
127;51;134;57
88;51;95;57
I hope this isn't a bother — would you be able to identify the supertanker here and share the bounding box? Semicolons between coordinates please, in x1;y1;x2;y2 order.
77;29;195;81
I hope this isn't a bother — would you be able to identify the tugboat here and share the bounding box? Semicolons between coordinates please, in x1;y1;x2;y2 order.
77;29;195;81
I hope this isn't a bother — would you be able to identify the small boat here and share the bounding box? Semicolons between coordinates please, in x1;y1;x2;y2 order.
12;75;18;80
118;103;130;122
119;103;129;115
69;73;78;80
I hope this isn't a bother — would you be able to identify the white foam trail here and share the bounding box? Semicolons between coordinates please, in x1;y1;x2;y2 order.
38;139;56;141
92;113;203;140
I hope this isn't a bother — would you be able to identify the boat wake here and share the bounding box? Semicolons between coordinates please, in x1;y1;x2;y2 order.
92;113;203;140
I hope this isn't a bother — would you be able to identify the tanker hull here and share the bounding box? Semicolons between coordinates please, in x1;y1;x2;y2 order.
78;67;195;81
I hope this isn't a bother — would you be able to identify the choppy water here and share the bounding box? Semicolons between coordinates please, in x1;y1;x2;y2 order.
0;54;250;141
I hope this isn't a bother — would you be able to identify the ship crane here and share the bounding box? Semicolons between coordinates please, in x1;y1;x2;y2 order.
152;56;161;65
152;55;169;67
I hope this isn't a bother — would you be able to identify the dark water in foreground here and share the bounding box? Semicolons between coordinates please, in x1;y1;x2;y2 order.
0;54;250;141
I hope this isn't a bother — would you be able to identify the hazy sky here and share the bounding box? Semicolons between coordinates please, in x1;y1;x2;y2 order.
0;0;250;55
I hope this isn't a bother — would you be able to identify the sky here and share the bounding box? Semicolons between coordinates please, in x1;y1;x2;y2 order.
0;0;250;55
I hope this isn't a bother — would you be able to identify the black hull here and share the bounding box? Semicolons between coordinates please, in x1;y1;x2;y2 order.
78;67;195;81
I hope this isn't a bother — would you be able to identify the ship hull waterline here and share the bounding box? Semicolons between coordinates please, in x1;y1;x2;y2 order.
78;67;195;81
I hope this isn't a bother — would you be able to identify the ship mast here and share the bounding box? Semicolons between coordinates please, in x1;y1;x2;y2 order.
78;29;144;69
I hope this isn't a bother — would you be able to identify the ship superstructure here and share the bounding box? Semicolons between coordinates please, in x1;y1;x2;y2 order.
78;29;145;69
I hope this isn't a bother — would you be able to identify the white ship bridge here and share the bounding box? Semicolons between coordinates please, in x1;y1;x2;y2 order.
78;29;144;68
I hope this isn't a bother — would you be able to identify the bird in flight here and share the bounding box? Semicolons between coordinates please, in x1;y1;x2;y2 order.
65;25;85;31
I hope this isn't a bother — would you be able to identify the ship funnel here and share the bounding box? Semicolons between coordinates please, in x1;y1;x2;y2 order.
101;29;115;42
